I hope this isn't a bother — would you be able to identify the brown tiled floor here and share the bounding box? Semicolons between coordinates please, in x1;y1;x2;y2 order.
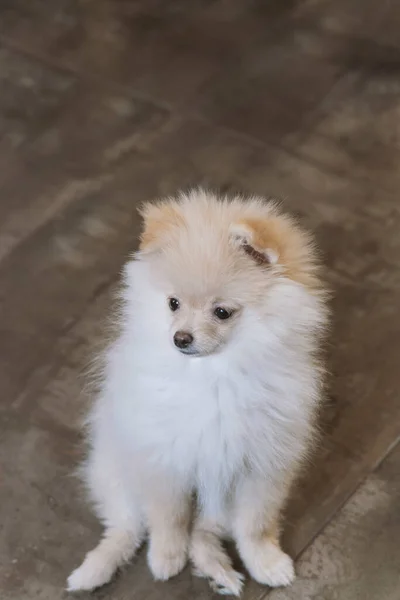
0;1;399;599
271;442;400;600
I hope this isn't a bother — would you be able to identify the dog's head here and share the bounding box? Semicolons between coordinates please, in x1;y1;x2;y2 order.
131;190;323;358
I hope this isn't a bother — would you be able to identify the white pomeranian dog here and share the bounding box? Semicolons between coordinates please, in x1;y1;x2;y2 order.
67;189;328;596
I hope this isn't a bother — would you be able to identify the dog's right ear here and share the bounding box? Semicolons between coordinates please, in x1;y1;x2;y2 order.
138;201;184;253
229;220;279;266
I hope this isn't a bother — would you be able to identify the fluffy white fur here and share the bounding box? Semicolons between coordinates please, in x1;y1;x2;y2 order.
67;190;328;596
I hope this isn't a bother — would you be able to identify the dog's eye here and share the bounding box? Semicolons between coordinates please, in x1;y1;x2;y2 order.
169;297;180;312
214;307;232;320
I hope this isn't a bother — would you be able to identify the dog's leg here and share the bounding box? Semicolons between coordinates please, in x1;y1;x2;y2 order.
67;526;144;592
145;480;191;581
190;516;244;596
67;445;145;592
233;476;295;588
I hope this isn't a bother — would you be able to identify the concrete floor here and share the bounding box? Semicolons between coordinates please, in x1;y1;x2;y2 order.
270;444;400;600
0;1;400;599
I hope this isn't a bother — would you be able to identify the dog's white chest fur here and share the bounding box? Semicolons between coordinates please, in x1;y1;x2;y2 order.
113;354;247;480
103;332;310;516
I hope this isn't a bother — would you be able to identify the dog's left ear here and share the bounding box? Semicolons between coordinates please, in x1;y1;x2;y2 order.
138;201;184;253
229;220;279;266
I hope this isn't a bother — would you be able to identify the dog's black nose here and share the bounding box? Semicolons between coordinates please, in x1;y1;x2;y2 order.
174;331;194;349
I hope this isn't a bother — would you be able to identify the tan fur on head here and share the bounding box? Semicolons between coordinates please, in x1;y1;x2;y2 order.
139;191;323;294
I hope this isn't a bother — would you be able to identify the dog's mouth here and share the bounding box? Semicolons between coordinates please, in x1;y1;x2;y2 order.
177;345;220;358
177;347;201;356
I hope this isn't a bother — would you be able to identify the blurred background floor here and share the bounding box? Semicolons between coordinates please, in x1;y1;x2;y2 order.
0;1;399;599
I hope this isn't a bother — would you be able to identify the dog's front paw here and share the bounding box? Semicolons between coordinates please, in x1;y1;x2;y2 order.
67;550;116;592
244;541;295;588
190;530;245;596
193;565;245;596
148;535;188;581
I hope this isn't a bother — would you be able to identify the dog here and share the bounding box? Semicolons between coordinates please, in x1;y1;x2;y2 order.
67;189;328;596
